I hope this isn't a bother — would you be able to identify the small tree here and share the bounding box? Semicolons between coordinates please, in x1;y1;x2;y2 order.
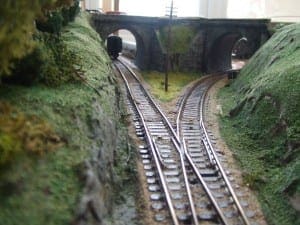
0;0;77;76
158;25;196;71
36;0;80;34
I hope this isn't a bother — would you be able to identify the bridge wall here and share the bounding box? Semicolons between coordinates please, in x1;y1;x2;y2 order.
203;22;270;72
91;15;269;74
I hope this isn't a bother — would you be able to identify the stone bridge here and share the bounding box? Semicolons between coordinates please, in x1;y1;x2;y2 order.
91;14;270;73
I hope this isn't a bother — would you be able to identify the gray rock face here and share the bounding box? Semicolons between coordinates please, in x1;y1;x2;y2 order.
73;81;129;225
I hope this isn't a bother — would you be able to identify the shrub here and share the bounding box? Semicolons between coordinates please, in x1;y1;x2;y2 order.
0;101;63;167
158;25;196;71
0;0;77;76
61;0;80;25
2;44;45;85
39;34;84;86
2;32;84;87
36;0;80;35
36;11;64;35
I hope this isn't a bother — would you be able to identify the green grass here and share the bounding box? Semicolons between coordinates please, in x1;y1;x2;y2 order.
61;12;116;115
218;23;300;225
142;71;201;102
0;84;92;225
0;12;122;225
0;148;83;225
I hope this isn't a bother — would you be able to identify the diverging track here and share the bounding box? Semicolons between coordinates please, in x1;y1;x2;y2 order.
114;59;252;225
177;78;251;225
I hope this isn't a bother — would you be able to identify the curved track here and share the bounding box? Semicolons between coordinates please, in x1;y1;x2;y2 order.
177;78;251;225
114;59;252;225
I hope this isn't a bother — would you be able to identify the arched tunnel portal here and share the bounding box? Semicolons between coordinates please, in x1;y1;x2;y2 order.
206;32;244;73
205;27;266;73
97;25;147;69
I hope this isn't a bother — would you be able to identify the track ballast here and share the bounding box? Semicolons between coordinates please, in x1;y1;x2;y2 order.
114;59;254;225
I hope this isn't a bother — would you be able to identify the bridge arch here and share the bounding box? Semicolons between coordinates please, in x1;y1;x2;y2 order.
206;31;244;73
98;25;146;68
92;14;269;73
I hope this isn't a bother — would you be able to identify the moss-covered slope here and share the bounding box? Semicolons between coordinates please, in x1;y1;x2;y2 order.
218;24;300;225
0;12;132;225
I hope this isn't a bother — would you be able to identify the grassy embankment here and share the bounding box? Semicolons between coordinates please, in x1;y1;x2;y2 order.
0;12;130;225
142;71;201;102
218;24;300;225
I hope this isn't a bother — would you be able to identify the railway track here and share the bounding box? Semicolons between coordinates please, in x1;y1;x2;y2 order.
176;78;251;225
114;59;253;225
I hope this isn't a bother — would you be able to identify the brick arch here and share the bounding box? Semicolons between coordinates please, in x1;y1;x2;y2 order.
95;24;147;68
206;32;243;73
91;14;269;72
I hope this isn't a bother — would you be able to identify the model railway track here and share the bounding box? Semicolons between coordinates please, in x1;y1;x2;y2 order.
115;59;194;225
177;78;251;225
114;59;251;225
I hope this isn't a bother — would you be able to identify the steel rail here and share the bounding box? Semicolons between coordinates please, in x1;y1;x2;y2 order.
152;139;180;225
182;138;229;224
171;138;199;225
115;60;203;225
177;76;251;225
175;76;212;138
116;59;250;225
199;80;251;225
114;61;180;225
117;59;228;225
175;77;230;225
118;59;179;141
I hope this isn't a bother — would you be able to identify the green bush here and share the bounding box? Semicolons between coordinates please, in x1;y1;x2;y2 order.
0;0;77;76
2;44;45;85
2;32;84;87
36;0;80;35
0;101;63;167
61;0;80;25
39;34;83;86
158;25;196;70
36;11;64;35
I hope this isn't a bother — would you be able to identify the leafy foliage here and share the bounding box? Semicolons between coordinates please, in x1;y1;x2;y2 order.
0;0;78;75
61;0;80;26
158;25;196;70
158;25;196;54
36;11;64;35
0;101;62;167
0;1;40;75
37;34;84;86
36;0;80;34
3;45;45;85
3;32;84;86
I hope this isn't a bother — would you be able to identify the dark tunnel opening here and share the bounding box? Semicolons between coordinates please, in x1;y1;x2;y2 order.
207;33;248;73
106;29;137;60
